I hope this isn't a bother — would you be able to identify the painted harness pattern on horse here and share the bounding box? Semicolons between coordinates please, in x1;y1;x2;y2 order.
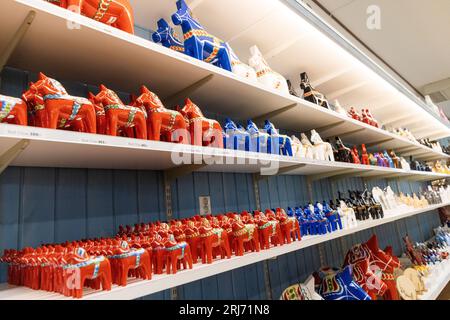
183;29;224;64
108;248;146;268
0;96;21;121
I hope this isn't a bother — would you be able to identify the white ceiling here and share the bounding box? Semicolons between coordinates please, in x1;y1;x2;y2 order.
304;0;450;111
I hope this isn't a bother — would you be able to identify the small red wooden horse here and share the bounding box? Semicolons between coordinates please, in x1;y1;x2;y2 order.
198;219;231;264
231;218;260;256
179;98;224;148
275;209;301;244
351;146;361;164
361;144;370;165
93;85;147;139
108;240;152;286
0;95;27;126
184;221;202;264
63;247;112;299
254;211;283;250
151;236;168;275
134;85;189;143
26;73;97;133
164;238;193;274
48;0;135;34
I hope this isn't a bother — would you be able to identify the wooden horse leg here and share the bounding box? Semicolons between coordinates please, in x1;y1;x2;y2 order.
185;246;193;269
191;121;203;146
46;103;61;130
190;39;204;61
217;47;232;72
85;105;97;133
13;104;28;126
135;114;148;140
120;264;129;286
150;116;162;141
107;114;119;136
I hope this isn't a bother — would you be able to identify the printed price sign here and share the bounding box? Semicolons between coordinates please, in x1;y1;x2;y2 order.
199;196;212;216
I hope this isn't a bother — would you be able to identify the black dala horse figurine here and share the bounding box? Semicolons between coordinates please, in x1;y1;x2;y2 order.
335;137;352;163
300;72;331;109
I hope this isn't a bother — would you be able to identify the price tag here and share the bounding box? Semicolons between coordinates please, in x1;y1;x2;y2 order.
199;196;212;216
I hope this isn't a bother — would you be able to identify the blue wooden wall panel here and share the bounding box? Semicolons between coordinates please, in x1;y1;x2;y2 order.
54;169;87;242
86;170;115;238
113;171;139;229
216;271;236;300
0;168;21;283
20;168;56;248
137;171;165;223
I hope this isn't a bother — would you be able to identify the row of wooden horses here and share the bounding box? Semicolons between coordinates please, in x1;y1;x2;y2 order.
1;72;225;147
0;73;336;158
1;208;302;298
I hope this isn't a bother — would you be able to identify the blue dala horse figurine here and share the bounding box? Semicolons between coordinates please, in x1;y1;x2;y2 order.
321;201;343;232
314;266;371;300
223;118;250;151
264;120;293;156
303;205;327;236
290;207;309;237
247;120;270;153
172;0;232;71
152;18;185;53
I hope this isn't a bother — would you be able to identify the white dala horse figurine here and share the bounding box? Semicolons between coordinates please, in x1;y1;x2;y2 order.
338;201;358;229
291;136;306;159
300;133;315;160
334;100;348;117
248;45;289;94
310;130;335;162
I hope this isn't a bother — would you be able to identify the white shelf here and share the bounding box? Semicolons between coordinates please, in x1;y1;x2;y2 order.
1;124;449;181
418;257;450;300
0;0;448;162
0;202;447;300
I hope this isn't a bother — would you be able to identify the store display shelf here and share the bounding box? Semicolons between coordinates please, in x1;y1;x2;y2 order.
0;202;447;300
0;0;448;161
1;124;448;181
418;260;450;300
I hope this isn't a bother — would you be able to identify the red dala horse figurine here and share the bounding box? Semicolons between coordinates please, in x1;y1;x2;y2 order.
93;85;147;139
179;98;224;148
134;85;189;143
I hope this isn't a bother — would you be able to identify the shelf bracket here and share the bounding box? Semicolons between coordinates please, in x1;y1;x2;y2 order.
0;139;30;175
254;164;306;181
162;74;214;107
309;168;355;182
365;138;395;148
252;103;297;124
164;163;207;184
0;11;36;72
315;120;345;133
